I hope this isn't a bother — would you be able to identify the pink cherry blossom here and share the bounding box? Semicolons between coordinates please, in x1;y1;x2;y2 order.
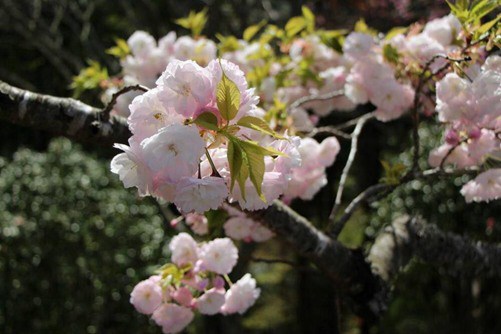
199;238;238;275
250;223;275;242
196;288;226;315
169;232;199;266
223;216;254;240
185;213;209;235
128;88;184;141
129;276;163;315
152;303;194;334
110;141;153;196
141;124;205;183
343;32;375;60
156;60;214;118
460;169;501;203
173;176;228;213
171;287;194;308
221;274;260;315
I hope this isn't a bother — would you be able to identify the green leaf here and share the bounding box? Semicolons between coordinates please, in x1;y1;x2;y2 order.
225;136;284;201
385;26;408;40
175;8;208;37
470;0;499;22
106;38;130;59
354;18;378;36
193;111;219;131
382;44;400;64
285;16;306;38
477;13;501;35
240;141;266;201
380;161;406;185
243;20;267;41
217;34;242;53
206;209;229;238
237;116;284;139
301;6;315;32
227;139;244;195
217;72;241;121
70;60;109;98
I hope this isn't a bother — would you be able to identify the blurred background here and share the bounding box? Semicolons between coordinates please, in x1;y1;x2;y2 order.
1;1;500;333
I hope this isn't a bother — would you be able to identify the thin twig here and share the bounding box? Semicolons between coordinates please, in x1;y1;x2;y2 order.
327;167;480;238
328;184;393;238
334;112;376;130
307;126;352;140
410;54;472;172
101;84;149;122
327;112;374;228
289;89;345;111
439;138;468;170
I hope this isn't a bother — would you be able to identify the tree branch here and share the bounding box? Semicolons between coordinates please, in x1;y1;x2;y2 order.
0;80;131;146
327;112;374;234
369;216;501;281
250;200;388;323
289;89;345;111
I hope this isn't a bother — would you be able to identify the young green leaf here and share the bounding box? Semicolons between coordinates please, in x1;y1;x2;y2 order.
193;111;219;131
285;16;307;38
217;73;241;121
227;139;243;193
70;60;109;98
237;116;285;139
301;6;315;32
382;44;400;64
106;39;130;59
240;140;266;201
476;14;501;36
385;26;408;40
243;20;267;41
175;8;208;37
354;18;378;36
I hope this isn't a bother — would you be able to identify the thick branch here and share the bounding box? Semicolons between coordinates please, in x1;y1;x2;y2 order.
251;201;388;323
369;216;501;281
0;80;131;146
408;217;501;276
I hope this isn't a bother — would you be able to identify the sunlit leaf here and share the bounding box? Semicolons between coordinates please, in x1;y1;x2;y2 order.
243;20;268;41
193;111;219;131
217;72;241;121
285;16;306;38
237;116;285;139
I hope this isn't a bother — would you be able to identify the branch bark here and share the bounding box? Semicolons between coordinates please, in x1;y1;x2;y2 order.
0;80;131;146
250;201;388;323
369;216;501;281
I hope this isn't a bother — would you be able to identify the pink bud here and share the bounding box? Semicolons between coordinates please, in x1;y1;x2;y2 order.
197;278;209;291
213;276;225;290
469;128;481;140
172;287;194;308
445;129;460;145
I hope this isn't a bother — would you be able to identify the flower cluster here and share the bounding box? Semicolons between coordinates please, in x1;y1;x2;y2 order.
428;55;501;203
284;137;340;201
130;233;260;333
111;58;301;213
104;31;217;116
